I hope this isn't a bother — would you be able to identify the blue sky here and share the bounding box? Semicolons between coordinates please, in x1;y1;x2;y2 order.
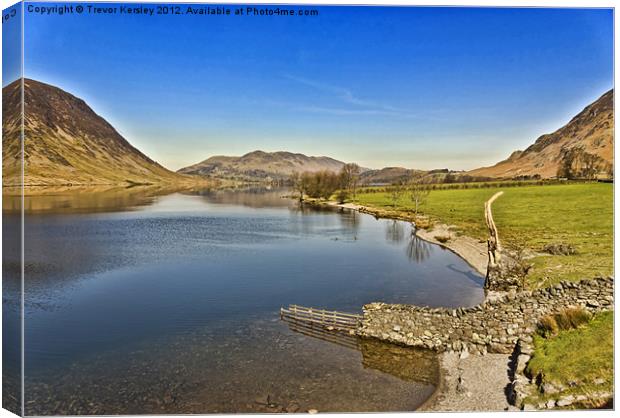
8;3;615;170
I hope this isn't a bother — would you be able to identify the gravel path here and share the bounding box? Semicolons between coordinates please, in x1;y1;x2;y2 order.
422;352;516;412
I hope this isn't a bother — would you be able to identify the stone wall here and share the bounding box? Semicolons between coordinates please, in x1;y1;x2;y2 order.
359;277;613;355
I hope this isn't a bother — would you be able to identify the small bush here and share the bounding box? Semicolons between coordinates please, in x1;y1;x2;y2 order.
539;315;559;337
561;307;591;329
335;189;349;204
538;307;591;336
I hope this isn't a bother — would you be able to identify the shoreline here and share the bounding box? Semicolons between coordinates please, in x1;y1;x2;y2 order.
302;198;488;276
302;198;518;412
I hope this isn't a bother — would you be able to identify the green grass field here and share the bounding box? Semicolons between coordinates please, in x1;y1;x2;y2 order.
354;183;613;287
525;311;613;407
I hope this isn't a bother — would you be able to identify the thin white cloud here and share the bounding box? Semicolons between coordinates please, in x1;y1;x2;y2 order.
282;73;418;118
295;105;398;117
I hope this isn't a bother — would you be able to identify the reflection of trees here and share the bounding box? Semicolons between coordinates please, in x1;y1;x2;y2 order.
385;220;404;244
191;187;292;208
338;209;360;235
406;232;432;263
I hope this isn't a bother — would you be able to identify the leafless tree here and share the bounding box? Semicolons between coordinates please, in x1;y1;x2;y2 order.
340;163;361;201
290;172;304;201
389;180;406;207
409;173;431;215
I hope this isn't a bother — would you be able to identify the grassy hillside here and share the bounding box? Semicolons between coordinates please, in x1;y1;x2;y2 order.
354;182;613;287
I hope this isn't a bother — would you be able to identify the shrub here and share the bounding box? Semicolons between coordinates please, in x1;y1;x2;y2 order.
560;307;591;329
538;307;591;336
539;315;559;337
335;189;349;204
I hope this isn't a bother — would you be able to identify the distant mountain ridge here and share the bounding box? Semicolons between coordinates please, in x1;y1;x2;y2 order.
469;90;614;179
178;150;349;181
2;78;186;186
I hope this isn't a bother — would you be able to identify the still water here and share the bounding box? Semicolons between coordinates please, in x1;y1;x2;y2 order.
3;187;485;415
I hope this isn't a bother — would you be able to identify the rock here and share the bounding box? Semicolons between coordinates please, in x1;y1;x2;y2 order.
308;409;318;414
519;344;534;355
543;243;576;256
556;395;575;407
516;354;531;374
459;349;469;359
542;383;559;394
393;325;401;332
488;343;511;354
594;378;606;385
522;403;536;411
545;399;556;408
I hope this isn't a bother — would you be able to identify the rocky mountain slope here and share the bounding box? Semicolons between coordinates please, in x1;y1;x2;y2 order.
469;90;613;179
2;78;187;186
178;150;347;181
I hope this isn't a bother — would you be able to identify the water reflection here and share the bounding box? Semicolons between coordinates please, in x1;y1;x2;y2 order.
281;315;439;386
187;187;293;209
9;186;484;414
406;232;432;264
3;185;203;214
385;220;405;243
446;263;485;287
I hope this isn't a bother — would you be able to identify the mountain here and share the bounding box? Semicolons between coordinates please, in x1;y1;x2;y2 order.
469;90;613;179
178;150;347;181
2;78;187;186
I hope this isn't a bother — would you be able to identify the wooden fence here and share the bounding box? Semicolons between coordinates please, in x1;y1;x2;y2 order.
279;304;362;333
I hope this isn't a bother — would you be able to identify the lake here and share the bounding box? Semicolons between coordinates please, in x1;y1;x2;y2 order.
3;187;485;415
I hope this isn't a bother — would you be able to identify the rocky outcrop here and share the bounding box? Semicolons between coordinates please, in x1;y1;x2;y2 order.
359;277;613;355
